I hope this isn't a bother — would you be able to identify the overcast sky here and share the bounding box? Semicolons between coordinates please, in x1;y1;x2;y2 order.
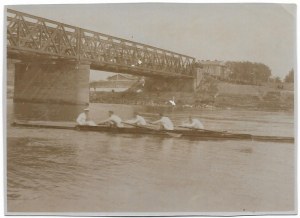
8;3;296;80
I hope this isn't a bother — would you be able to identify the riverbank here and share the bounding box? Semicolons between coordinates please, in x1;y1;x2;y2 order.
90;82;294;112
7;82;294;112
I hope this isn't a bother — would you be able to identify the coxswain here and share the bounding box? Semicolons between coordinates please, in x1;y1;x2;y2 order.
98;111;124;127
76;108;97;126
151;113;174;130
125;112;147;126
182;116;204;129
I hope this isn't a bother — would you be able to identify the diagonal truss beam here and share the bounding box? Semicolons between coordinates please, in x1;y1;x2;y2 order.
7;8;195;78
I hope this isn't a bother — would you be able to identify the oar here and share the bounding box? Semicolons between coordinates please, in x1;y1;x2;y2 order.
147;122;182;138
122;122;182;138
178;125;228;134
178;125;251;138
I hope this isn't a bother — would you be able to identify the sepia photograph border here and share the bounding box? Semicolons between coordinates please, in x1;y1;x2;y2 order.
0;0;298;217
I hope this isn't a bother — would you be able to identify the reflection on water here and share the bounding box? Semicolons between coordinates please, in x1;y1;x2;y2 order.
9;100;294;137
7;100;295;213
12;102;84;121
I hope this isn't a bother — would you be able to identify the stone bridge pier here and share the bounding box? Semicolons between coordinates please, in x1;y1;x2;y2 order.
13;60;90;105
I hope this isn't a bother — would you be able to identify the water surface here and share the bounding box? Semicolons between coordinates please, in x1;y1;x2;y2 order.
7;100;295;213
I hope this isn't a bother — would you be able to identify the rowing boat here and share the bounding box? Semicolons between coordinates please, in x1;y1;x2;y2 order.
11;120;294;143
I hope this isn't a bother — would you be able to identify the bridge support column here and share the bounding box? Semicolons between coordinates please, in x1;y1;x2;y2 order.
14;60;90;105
193;66;205;91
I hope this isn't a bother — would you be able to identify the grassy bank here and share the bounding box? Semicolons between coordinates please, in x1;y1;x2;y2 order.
90;82;294;112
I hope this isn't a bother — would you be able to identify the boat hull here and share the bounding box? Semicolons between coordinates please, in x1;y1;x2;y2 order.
77;125;253;140
11;121;294;143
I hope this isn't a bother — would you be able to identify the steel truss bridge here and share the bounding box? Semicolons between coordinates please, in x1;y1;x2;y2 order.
7;9;195;78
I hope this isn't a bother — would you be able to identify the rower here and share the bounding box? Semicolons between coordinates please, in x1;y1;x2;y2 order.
182;116;204;129
151;113;174;130
125;112;147;126
76;108;97;126
98;110;124;127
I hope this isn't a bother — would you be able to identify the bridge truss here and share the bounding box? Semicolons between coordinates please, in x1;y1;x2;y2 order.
7;9;195;78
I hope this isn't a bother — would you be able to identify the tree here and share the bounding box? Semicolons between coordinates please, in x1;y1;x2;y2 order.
225;61;272;84
254;63;272;83
284;69;294;83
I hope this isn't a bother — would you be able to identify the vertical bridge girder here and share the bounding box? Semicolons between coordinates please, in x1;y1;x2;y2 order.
7;9;195;78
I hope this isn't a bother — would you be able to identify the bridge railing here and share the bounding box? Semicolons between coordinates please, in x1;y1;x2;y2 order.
7;9;195;77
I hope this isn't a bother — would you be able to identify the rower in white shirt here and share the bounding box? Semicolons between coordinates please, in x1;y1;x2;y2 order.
182;116;204;129
76;108;97;126
126;112;147;126
151;113;174;130
98;110;124;127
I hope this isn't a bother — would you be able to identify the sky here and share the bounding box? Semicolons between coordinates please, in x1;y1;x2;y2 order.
7;3;297;80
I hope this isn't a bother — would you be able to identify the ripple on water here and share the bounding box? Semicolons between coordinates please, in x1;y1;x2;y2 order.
6;102;295;212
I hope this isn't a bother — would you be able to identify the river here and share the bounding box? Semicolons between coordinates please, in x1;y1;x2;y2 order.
6;99;295;214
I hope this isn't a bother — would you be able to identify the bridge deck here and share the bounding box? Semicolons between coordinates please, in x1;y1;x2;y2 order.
7;9;195;78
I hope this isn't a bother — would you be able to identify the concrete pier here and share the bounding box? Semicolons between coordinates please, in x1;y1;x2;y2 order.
14;61;90;105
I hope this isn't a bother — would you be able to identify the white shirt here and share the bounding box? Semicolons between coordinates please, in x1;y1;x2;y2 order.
153;116;174;130
76;112;87;125
108;114;124;127
127;115;147;125
76;112;96;126
184;118;204;129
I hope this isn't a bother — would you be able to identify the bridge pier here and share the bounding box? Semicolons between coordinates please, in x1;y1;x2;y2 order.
193;66;205;91
14;60;90;105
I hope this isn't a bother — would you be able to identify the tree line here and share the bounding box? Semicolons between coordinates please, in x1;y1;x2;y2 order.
284;69;294;83
225;61;294;84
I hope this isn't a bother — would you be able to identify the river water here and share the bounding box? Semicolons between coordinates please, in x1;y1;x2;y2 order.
6;99;295;214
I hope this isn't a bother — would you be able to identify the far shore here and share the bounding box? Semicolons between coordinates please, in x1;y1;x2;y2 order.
7;80;294;113
89;81;294;112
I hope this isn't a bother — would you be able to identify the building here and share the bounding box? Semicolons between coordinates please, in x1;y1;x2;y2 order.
197;60;228;79
107;74;137;82
90;74;139;92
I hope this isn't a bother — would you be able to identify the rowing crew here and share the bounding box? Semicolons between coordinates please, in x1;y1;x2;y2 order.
76;108;204;130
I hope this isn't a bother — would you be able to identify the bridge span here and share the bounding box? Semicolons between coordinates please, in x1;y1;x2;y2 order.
7;9;195;78
7;9;199;105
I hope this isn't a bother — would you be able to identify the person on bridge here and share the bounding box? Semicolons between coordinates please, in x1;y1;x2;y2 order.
125;112;147;126
76;108;97;126
150;113;174;130
182;116;204;129
98;111;124;127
